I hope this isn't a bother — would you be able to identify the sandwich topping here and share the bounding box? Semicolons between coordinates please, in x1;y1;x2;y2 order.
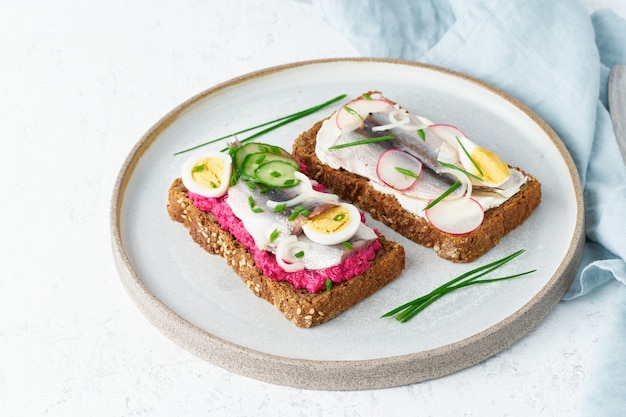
182;151;232;198
181;142;381;293
315;92;528;235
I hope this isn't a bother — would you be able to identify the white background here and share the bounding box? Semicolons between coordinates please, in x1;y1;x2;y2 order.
1;1;624;416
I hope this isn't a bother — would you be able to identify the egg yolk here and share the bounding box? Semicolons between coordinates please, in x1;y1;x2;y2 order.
191;157;224;189
470;147;510;184
305;205;351;235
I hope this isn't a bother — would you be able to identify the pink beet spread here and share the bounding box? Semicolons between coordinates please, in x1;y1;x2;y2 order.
188;190;382;293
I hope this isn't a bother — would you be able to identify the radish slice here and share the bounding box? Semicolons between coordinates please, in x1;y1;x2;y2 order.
335;98;394;131
429;124;467;148
376;149;423;191
425;198;484;235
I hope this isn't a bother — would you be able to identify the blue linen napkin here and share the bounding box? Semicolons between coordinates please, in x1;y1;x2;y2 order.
312;0;626;413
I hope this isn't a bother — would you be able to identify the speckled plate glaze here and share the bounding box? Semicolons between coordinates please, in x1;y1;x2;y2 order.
111;59;584;390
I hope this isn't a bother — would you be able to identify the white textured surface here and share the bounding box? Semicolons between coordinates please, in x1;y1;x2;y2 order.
0;0;622;415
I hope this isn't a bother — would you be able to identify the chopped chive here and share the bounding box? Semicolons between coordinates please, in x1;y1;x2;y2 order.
325;279;333;291
273;203;287;213
269;228;280;243
438;160;483;182
342;241;354;250
287;206;309;220
362;93;372;100
417;129;426;141
259;186;270;194
333;213;346;221
174;94;347;155
209;181;218;188
248;196;263;213
328;135;396;150
456;136;483;176
192;164;206;172
288;208;302;221
294;250;305;258
423;181;461;211
245;181;258;190
254;154;267;164
395;167;420;179
283;179;296;186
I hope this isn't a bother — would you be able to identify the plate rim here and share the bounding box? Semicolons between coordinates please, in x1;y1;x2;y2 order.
110;57;585;390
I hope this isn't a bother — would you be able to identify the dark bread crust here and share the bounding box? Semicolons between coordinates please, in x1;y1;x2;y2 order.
293;120;542;263
167;178;405;328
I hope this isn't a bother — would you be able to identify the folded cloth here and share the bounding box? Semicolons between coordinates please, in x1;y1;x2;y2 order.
313;0;626;414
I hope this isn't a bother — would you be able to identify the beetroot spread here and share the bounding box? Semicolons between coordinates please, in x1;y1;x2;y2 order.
188;191;382;293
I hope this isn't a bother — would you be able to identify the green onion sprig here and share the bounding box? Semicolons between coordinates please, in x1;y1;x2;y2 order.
174;94;347;155
382;250;535;323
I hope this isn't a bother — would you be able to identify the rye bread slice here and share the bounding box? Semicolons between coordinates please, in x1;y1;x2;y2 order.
167;178;405;328
293;120;542;263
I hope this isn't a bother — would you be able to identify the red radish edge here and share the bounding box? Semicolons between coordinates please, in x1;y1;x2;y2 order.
429;124;467;146
376;149;423;191
335;98;394;131
425;198;484;235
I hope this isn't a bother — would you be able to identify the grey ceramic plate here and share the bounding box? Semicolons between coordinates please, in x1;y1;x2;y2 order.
111;59;584;390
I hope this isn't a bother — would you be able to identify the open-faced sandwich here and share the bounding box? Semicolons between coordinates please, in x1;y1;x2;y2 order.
167;142;405;327
293;92;542;263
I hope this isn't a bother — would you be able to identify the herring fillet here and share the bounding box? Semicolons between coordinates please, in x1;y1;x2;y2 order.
225;181;377;270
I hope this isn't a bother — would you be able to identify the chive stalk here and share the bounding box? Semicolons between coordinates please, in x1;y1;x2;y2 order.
456;136;483;177
438;160;483;182
382;250;535;322
422;181;461;211
395;167;420;179
174;94;347;155
328;135;396;150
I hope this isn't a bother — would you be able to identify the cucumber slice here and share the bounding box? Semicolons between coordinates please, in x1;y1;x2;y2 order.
240;152;299;182
232;142;289;173
254;160;300;188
